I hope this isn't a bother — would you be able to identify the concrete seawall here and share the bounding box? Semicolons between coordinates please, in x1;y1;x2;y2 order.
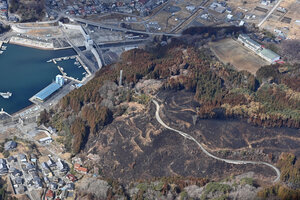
9;36;54;50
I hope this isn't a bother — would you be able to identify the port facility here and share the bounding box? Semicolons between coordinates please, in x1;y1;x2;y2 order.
30;75;64;102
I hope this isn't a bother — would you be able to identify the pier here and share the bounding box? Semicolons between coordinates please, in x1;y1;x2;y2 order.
0;108;12;118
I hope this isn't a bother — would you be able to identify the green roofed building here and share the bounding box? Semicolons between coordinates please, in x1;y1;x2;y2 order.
258;48;280;63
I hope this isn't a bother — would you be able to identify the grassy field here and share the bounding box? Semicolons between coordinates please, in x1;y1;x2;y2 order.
209;38;269;75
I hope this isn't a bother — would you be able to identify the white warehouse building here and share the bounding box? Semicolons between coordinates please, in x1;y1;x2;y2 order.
238;34;262;51
258;48;281;63
238;34;280;64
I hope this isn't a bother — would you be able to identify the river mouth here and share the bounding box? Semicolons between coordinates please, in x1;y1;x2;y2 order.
0;44;85;114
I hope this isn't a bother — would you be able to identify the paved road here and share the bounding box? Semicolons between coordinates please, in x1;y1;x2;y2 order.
152;99;281;183
70;16;180;37
258;0;283;27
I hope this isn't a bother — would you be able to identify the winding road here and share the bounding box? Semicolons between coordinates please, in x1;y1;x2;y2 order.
152;99;281;183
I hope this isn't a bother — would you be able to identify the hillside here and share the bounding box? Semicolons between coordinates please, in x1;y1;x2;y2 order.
44;37;300;199
9;0;45;22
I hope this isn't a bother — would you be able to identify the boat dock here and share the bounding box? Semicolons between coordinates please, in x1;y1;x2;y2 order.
57;66;66;76
49;56;76;63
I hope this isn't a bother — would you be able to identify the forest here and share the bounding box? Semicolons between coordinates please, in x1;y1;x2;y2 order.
258;153;300;200
46;39;300;156
0;24;10;34
9;0;45;22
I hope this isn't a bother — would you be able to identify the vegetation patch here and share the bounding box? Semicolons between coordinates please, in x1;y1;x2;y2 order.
201;182;231;200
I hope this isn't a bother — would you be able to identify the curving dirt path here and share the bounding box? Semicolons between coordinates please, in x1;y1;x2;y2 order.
152;99;281;183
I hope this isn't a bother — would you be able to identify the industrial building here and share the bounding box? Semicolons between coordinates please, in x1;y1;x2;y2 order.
238;34;280;63
258;48;281;63
238;34;262;51
31;75;64;102
209;2;226;13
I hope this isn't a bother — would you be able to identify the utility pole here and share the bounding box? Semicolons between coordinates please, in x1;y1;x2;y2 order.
119;70;123;86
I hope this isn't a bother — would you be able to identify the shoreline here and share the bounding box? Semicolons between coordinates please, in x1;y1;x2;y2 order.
7;36;72;51
9;40;55;51
9;41;73;51
11;103;36;117
0;40;78;117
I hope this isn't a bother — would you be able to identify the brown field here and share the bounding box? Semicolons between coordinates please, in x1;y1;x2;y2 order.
209;38;269;75
261;0;300;39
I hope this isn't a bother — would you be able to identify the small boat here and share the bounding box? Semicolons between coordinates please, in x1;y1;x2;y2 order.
63;57;69;60
1;46;7;50
78;65;82;68
47;59;52;63
0;51;3;54
0;92;12;99
82;72;86;75
74;61;79;65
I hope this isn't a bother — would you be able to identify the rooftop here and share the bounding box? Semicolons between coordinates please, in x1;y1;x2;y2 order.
33;82;61;101
260;48;280;60
239;34;261;48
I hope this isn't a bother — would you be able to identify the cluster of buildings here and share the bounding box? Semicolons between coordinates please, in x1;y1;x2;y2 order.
41;158;75;200
0;138;81;199
207;1;246;26
238;34;281;63
209;1;228;14
261;0;275;6
46;0;167;17
0;0;7;19
0;0;18;22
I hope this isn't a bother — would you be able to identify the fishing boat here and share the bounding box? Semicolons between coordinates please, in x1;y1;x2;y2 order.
0;92;12;99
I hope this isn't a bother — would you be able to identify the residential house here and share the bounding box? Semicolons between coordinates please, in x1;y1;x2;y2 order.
15;177;23;185
44;176;50;184
33;176;43;189
58;179;65;187
30;154;37;163
74;163;88;174
61;190;68;199
50;182;58;190
47;158;56;168
18;153;27;162
65;183;75;190
56;159;68;173
66;174;76;182
7;156;16;163
4;141;17;151
11;169;22;177
16;185;26;194
0;159;6;165
0;163;8;174
42;162;50;170
26;163;36;172
45;190;55;200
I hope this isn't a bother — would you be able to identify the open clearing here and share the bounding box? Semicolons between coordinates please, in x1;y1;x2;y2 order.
209;38;269;75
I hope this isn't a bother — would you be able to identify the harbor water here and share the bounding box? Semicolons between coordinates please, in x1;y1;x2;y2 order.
0;44;85;114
